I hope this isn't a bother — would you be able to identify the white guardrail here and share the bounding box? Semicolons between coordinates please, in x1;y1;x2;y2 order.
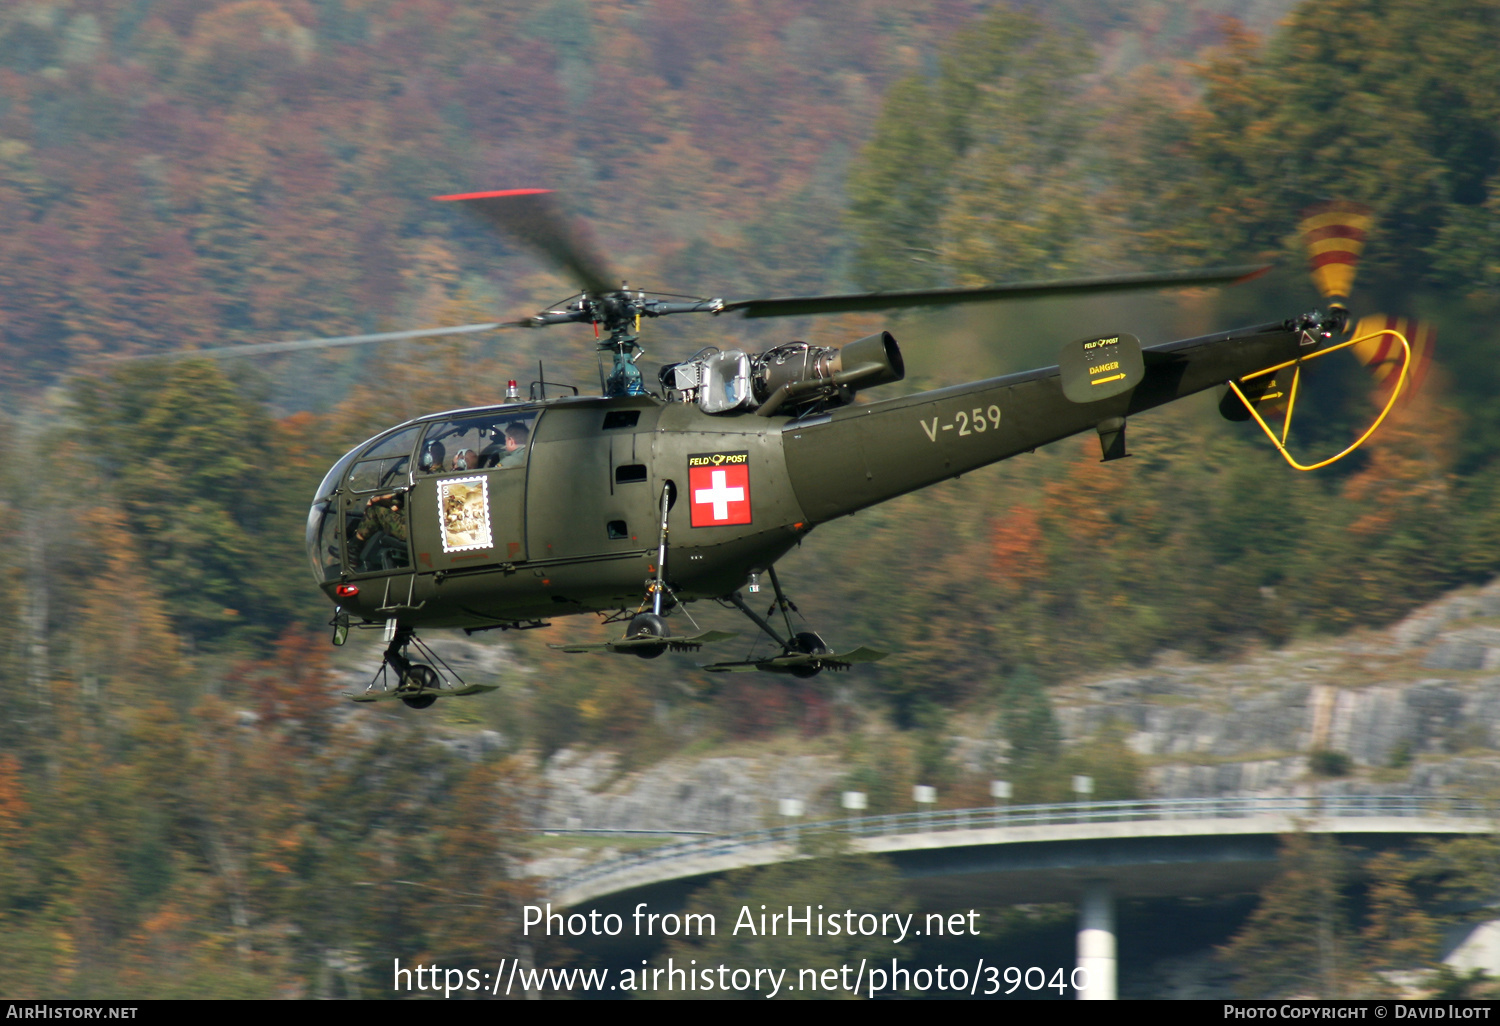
547;794;1497;897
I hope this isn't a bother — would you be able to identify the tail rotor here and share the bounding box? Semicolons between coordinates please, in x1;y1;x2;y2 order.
1298;201;1433;404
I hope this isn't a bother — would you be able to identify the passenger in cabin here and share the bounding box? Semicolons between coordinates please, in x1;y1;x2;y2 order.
351;490;410;571
355;492;407;543
499;422;530;468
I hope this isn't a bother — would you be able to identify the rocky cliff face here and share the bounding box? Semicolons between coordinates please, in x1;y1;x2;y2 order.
1054;577;1500;799
541;747;847;834
535;579;1500;835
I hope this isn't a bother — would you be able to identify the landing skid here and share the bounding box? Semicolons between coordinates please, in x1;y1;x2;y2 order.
349;682;499;704
551;629;738;656
710;566;887;677
701;646;886;675
346;622;494;709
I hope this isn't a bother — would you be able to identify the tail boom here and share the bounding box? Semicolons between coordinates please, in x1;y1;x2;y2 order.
782;320;1307;524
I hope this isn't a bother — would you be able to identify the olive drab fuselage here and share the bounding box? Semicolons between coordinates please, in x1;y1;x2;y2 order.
307;321;1315;630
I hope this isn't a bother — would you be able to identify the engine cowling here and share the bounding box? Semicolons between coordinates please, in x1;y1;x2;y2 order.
663;331;905;416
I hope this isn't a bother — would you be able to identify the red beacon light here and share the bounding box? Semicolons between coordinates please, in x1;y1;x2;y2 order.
336;584;359;598
506;379;521;400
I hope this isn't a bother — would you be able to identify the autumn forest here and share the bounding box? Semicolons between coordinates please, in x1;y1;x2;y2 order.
3;0;1500;999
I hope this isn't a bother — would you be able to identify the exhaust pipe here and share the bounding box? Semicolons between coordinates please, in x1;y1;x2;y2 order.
756;331;904;416
832;330;905;389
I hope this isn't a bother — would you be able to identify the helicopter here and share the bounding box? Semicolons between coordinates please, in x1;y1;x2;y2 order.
240;189;1408;709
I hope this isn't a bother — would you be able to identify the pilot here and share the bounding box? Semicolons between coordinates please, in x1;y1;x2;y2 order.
499;422;530;468
418;440;447;474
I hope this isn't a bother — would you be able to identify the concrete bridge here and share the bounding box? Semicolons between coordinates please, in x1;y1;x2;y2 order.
547;795;1497;998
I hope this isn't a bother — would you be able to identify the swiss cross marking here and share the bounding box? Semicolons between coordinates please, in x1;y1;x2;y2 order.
696;470;743;518
687;451;752;527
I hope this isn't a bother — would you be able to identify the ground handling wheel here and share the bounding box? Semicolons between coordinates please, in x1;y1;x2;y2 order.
626;612;670;659
399;664;440;709
789;631;830;678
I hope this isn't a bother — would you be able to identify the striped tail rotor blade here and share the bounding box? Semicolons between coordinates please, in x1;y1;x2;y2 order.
1300;201;1373;303
1352;313;1434;403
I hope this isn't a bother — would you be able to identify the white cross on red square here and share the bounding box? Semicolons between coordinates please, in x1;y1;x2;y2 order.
688;459;752;527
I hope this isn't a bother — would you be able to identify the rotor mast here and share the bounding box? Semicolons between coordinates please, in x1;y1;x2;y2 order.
524;286;726;396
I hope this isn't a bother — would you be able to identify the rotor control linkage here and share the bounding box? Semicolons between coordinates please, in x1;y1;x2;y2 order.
1287;307;1349;342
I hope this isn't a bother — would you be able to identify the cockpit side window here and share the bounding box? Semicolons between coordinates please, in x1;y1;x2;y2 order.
346;427;419;494
348;456;409;493
340;426;420;574
306;428;420;583
363;426;421;461
420;412;539;473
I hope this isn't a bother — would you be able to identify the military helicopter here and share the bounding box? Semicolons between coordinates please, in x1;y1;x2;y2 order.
246;189;1406;708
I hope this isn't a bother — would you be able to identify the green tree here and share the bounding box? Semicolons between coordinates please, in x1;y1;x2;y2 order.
1183;1;1500;296
1064;721;1144;802
844;8;1093;289
1416;834;1500;919
71;360;304;641
1220;833;1358;998
1361;850;1441;974
999;665;1058;768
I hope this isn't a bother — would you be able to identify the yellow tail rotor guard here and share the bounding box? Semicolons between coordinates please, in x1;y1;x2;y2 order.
1226;328;1411;472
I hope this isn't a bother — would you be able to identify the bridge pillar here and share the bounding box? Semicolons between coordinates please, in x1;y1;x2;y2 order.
1077;882;1116;1000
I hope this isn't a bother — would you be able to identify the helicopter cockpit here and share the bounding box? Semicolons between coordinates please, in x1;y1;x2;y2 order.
305;409;543;588
306;424;422;583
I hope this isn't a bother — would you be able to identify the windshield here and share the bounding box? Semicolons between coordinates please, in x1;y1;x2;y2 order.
305;426;420;585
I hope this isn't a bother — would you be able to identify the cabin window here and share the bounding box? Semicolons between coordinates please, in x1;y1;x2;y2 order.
421;411;540;472
306;430;418;585
347;456;409;494
362;426;421;461
345;426;419;494
347;490;411;573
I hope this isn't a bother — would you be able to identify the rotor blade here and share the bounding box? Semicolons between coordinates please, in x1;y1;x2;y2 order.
433;188;617;296
1300;201;1372;303
1352;313;1434;402
721;265;1272;319
104;321;527;361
